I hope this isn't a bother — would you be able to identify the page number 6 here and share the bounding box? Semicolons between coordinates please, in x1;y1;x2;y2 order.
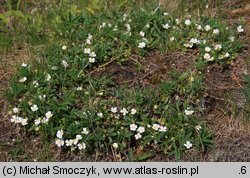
240;166;246;175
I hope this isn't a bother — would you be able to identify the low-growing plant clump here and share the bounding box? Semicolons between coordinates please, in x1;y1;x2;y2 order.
6;7;244;160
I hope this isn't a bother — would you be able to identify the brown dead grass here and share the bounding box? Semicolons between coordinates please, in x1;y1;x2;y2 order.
0;0;250;162
92;50;196;89
0;44;34;161
201;0;250;161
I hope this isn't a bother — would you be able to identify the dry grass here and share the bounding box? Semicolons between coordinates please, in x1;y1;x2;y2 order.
0;0;250;162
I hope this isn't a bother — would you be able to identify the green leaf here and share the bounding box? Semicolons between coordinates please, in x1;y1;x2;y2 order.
4;10;24;18
136;152;154;161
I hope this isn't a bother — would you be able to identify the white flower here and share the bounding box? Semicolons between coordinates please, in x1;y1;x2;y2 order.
86;34;93;44
82;128;89;135
33;80;39;87
97;112;103;118
204;25;211;31
88;34;93;40
45;111;53;119
84;48;91;54
195;125;202;131
218;54;223;59
196;25;202;30
99;22;106;29
89;52;96;58
41;117;49;123
65;139;73;146
213;29;220;35
56;129;64;139
219;52;230;59
137;126;145;133
10;115;17;123
89;57;96;63
76;134;82;140
98;92;103;96
55;139;64;147
19;77;27;83
61;60;69;68
120;108;128;116
86;39;91;45
214;44;222;51
112;143;118;149
76;86;83;91
237;25;244;33
185;108;194;115
62;45;67;50
229;36;235;42
219;53;230;59
34;118;41;125
38;94;46;100
153;105;158;109
139;31;145;37
184;141;192;149
73;138;78;145
131;108;137;115
184;43;193;48
21;118;28;126
203;53;211;60
138;42;146;48
123;13;128;20
113;25;118;31
111;107;118;113
125;23;131;32
175;19;180;24
78;142;86;150
21;63;27;67
130;124;138;131
46;74;51;81
159;126;167;132
152;124;160;131
170;37;175;41
51;66;58;70
205;47;211;52
185;19;191;25
190;38;200;44
31;104;38;112
208;57;214;61
135;133;142;140
12;107;19;113
162;23;170;29
163;12;168;16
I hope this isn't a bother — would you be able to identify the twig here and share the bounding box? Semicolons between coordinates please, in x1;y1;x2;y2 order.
0;73;9;81
87;58;117;75
202;92;225;101
129;56;145;70
231;72;243;88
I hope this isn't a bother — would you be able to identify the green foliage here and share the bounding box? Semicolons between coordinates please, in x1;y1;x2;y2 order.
5;6;244;160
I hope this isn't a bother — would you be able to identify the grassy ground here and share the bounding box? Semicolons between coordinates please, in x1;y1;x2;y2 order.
0;0;249;161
